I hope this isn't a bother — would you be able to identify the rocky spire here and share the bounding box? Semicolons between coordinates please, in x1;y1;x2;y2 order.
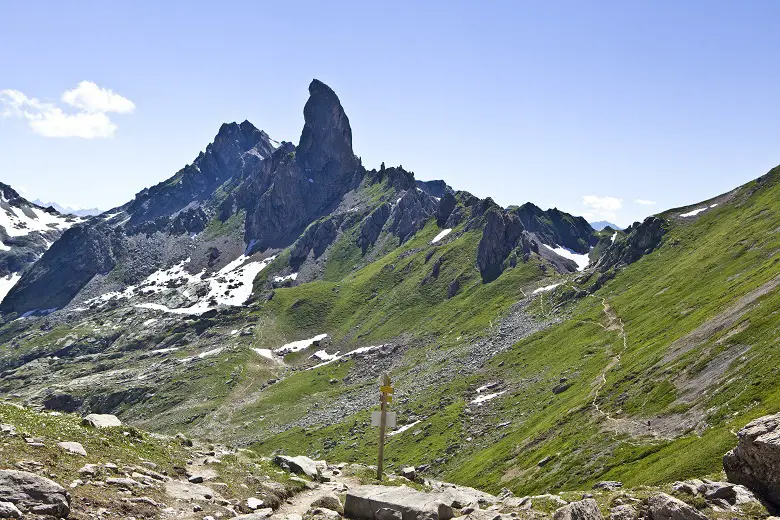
296;79;357;173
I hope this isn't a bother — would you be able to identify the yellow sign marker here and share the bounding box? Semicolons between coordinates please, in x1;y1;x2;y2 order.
380;385;393;394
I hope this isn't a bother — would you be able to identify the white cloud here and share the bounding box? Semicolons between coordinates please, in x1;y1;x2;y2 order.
634;199;657;205
61;81;135;114
0;82;134;139
582;195;622;220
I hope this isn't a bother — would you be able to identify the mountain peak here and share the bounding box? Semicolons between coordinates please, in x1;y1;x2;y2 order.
296;79;356;172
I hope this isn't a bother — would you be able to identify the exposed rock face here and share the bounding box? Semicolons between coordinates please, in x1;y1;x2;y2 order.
645;493;708;520
723;413;780;510
0;470;70;517
415;179;454;198
297;79;359;174
594;216;666;272
477;209;533;282
1;222;124;313
514;203;596;253
357;203;391;253
344;485;455;520
290;217;342;268
435;193;457;227
387;188;438;243
553;498;603;520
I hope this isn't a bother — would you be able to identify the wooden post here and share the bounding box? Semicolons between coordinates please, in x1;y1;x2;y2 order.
377;372;391;481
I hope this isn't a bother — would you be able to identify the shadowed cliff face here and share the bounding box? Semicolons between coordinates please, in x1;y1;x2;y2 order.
241;79;364;249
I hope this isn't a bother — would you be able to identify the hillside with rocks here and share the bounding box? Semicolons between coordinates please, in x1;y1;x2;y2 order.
0;79;778;519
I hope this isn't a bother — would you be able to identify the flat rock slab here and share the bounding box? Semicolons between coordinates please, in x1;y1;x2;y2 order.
57;441;87;456
344;485;455;520
646;493;708;520
274;455;319;479
82;414;122;428
554;498;603;520
0;469;70;517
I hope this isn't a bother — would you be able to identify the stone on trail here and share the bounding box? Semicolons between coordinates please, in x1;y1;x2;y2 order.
553;498;603;520
234;509;273;519
82;413;122;428
304;508;341;520
274;455;319;479
344;485;455;520
246;496;265;510
57;441;87;456
723;412;780;509
646;493;708;520
609;504;636;520
0;470;71;517
310;492;343;514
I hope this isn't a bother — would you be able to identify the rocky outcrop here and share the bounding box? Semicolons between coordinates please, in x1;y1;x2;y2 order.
290;216;342;268
416;179;454;198
0;470;70;517
435;193;457;227
514;203;596;254
387;189;438;244
0;222;125;313
357;203;391;253
645;493;707;520
477;209;534;282
723;413;780;510
553;498;603;520
594;216;666;272
344;485;455;520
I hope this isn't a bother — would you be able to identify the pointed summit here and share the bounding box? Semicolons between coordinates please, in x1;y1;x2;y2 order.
296;79;357;172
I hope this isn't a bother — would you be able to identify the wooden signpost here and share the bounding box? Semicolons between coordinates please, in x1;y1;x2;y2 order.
376;372;393;480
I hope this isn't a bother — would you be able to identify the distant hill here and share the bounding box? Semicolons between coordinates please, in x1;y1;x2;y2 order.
589;220;622;230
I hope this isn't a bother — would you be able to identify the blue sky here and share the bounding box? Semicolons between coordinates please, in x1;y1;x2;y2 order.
1;1;778;226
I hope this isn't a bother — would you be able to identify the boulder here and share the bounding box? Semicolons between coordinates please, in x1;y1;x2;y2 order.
593;481;622;491
609;504;636;520
304;508;341;520
646;493;707;520
723;413;780;509
57;441;87;456
274;455;319;479
0;501;21;518
310;493;343;514
399;467;417;482
376;508;403;520
344;485;455;520
0;470;70;517
82;413;122;428
246;497;265;510
553;498;603;520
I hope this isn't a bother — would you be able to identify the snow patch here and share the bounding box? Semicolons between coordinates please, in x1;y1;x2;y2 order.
471;391;506;405
274;273;298;283
309;344;384;369
388;420;422;437
533;283;561;295
431;228;452;244
680;207;707;217
0;273;21;303
252;348;275;360
275;333;328;355
611;232;617;243
181;347;224;363
542;244;590;271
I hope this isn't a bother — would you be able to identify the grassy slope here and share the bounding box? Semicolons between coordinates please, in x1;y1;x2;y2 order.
252;170;779;496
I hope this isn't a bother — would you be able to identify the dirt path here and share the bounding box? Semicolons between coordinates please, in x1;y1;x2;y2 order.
269;476;360;518
589;297;663;438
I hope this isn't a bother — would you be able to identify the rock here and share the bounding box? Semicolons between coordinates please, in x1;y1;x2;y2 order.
593;481;622;491
724;413;780;509
477;208;532;282
0;501;22;518
188;475;204;484
594;216;665;272
310;493;343;514
646;493;708;520
304;507;341;520
57;441;87;456
106;477;141;488
609;504;636;520
274;455;319;479
246;497;265;510
553;498;603;520
82;413;122;428
671;481;701;496
78;464;100;477
375;508;403;520
234;509;273;519
0;425;16;436
399;467;417;482
0;470;71;517
345;485;455;520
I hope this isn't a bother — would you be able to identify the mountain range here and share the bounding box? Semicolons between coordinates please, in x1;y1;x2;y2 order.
0;79;777;503
31;200;102;217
